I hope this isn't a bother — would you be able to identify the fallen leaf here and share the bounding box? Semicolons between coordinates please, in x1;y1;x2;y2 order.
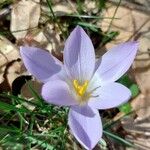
10;0;40;39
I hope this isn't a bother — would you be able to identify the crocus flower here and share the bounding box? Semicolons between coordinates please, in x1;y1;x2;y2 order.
20;26;138;150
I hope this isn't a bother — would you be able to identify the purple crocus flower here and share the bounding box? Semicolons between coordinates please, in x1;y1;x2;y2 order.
20;26;138;150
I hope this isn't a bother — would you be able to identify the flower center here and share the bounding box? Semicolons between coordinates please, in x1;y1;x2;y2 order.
73;80;89;97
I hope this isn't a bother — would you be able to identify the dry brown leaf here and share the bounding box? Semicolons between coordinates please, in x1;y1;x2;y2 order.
101;4;150;119
100;3;150;149
21;80;42;99
0;35;19;67
10;0;40;40
0;35;24;93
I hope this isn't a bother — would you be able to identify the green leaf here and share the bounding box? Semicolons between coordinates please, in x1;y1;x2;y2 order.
130;84;140;98
103;130;134;147
0;93;41;107
117;74;133;87
117;75;140;98
26;135;54;150
0;101;29;113
119;103;132;114
97;0;106;11
26;81;44;106
76;22;99;32
101;31;119;45
77;0;84;14
0;125;20;133
60;14;118;19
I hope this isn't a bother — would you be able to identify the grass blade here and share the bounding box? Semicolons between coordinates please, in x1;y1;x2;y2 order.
103;130;134;147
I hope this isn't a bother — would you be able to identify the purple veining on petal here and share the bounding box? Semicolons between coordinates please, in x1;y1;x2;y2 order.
20;46;62;83
64;26;95;82
41;79;77;106
95;42;139;85
20;26;139;150
88;82;131;109
68;106;102;150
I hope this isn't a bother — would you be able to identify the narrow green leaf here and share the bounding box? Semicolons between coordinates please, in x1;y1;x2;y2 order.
26;135;54;150
62;14;119;19
103;130;134;147
103;111;133;129
0;125;20;133
0;93;41;107
26;81;44;106
0;101;29;113
46;0;66;39
101;31;119;45
76;22;99;32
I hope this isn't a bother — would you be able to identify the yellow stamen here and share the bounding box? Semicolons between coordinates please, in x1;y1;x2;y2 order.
73;80;89;97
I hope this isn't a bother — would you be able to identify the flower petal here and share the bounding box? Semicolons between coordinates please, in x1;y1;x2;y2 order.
88;82;131;110
41;79;77;106
68;106;102;150
64;26;95;82
96;42;138;85
20;46;62;83
71;104;96;117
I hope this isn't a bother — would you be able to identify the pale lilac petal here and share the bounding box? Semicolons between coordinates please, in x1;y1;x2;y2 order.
88;82;131;109
68;106;102;150
64;26;95;82
20;46;62;83
41;80;77;106
96;42;138;85
71;105;95;117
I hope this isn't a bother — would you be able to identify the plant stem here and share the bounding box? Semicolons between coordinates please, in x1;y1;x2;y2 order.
46;0;66;39
107;0;121;32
